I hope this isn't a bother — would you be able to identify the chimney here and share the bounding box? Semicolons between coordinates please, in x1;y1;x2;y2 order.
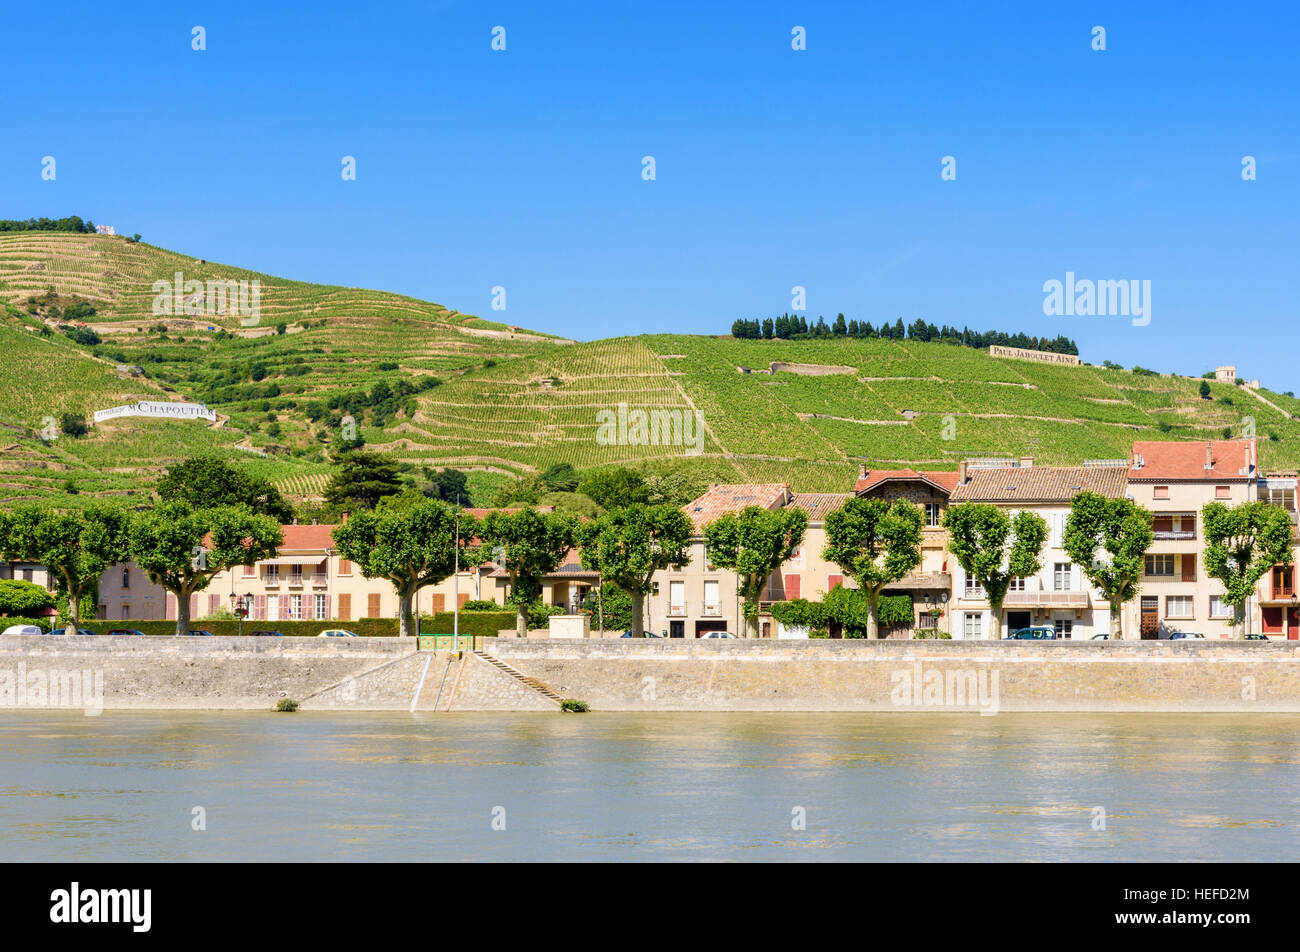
341;511;350;524
1205;442;1213;471
958;460;968;484
1019;457;1034;468
858;462;867;479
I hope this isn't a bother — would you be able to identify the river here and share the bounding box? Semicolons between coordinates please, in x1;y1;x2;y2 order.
1;712;1297;861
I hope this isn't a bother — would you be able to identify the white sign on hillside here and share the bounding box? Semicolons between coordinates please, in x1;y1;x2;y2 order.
93;401;217;424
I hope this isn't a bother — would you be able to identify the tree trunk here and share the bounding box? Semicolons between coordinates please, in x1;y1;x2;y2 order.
516;602;528;638
866;593;880;640
63;577;82;634
397;586;416;639
745;608;760;639
629;590;645;637
174;588;191;637
989;600;1003;641
1110;601;1123;641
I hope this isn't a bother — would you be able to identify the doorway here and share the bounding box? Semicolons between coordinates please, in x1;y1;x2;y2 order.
1006;611;1031;634
1140;597;1158;639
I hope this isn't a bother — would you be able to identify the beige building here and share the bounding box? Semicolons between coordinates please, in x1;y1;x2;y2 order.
1255;475;1299;638
948;459;1128;640
96;517;597;627
1123;440;1256;639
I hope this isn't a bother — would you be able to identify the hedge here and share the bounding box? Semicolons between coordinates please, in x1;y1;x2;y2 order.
0;615;53;632
94;611;516;638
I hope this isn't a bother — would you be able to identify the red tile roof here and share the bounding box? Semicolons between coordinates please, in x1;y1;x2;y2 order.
950;465;1129;503
788;492;853;522
683;484;791;532
1128;440;1256;481
279;524;337;551
855;469;960;495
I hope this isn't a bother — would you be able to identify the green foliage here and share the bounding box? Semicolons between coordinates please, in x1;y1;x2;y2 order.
460;599;499;611
0;615;52;632
580;583;633;631
576;467;650;509
705;505;808;636
1062;492;1154;638
156;456;294;521
324;449;406;511
943;503;1048;625
0;579;57;616
420;611;513;638
129;502;283;636
1199;380;1212;399
0;503;131;630
823;497;923;637
332;501;484;637
276;698;299;712
425;467;470;504
579;504;694;636
539;463;579;493
1202;501;1295;627
479;509;579;635
0;216;96;233
560;699;589;712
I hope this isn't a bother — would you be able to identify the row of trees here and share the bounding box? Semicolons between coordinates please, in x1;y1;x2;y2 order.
698;494;1293;640
730;314;1078;354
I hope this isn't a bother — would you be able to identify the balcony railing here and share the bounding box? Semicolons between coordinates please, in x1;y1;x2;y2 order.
703;606;721;616
1003;590;1091;609
1153;529;1197;540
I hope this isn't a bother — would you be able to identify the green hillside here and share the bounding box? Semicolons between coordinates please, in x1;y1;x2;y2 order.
3;232;1297;506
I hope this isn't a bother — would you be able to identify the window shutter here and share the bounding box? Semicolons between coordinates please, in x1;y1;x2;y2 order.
338;593;351;621
278;595;290;619
1180;555;1196;582
432;594;445;613
784;574;801;599
827;574;843;591
254;594;266;620
209;593;220;614
368;593;381;618
189;593;199;618
1153;516;1173;533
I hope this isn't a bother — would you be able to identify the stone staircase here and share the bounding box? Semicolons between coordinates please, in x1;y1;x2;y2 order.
473;650;563;705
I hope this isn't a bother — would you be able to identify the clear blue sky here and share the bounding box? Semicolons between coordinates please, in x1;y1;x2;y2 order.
6;1;1297;387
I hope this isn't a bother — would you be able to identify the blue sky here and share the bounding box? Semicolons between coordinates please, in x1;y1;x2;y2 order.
5;1;1297;387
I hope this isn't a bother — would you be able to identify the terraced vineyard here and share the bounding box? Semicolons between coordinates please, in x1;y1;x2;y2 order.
3;232;1297;505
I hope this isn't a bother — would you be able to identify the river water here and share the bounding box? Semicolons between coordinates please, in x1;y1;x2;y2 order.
0;712;1297;861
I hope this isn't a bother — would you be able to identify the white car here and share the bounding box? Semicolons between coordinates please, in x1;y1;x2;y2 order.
317;629;359;638
700;631;737;639
2;625;45;636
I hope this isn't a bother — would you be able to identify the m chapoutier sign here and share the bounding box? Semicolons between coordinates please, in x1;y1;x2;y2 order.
93;401;218;423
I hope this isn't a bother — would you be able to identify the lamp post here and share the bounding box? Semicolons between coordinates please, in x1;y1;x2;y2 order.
453;493;461;654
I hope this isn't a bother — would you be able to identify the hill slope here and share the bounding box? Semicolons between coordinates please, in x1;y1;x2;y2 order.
3;233;1297;506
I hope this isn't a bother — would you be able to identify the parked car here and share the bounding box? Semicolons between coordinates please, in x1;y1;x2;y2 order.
317;629;358;638
186;629;215;637
1245;633;1270;641
699;631;737;639
1167;631;1205;640
1005;626;1057;640
107;628;146;636
1091;633;1109;640
2;624;45;636
47;627;97;636
248;629;284;637
620;630;662;638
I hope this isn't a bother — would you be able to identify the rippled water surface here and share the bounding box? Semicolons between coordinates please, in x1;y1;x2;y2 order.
1;711;1298;861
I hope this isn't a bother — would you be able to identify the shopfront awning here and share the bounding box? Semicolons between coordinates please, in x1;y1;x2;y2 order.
262;555;327;565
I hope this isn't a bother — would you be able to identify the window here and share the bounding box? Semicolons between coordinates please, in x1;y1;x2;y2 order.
1008;576;1026;592
1053;563;1073;591
291;565;303;586
243;563;256;577
1054;619;1073;638
266;565;280;583
964;574;984;597
290;595;302;620
1215;485;1231;499
315;594;327;620
1210;596;1232;619
338;559;352;576
1145;554;1174;577
1154;485;1169;499
122;568;130;589
1165;595;1194;619
668;581;685;615
703;580;720;615
1273;566;1294;598
924;503;941;528
963;613;982;639
120;604;130;619
787;545;803;568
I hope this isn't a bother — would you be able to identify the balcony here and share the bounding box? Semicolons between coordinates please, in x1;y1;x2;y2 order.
1153;529;1196;541
310;575;328;588
703;605;721;617
884;571;952;592
1003;580;1091;610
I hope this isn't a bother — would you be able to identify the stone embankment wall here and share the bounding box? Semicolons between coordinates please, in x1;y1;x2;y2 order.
3;636;1299;712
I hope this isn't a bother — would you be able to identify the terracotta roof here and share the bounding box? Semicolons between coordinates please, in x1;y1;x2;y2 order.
279;524;336;551
1128;440;1256;481
683;484;791;532
949;465;1128;503
855;469;960;495
788;492;853;522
